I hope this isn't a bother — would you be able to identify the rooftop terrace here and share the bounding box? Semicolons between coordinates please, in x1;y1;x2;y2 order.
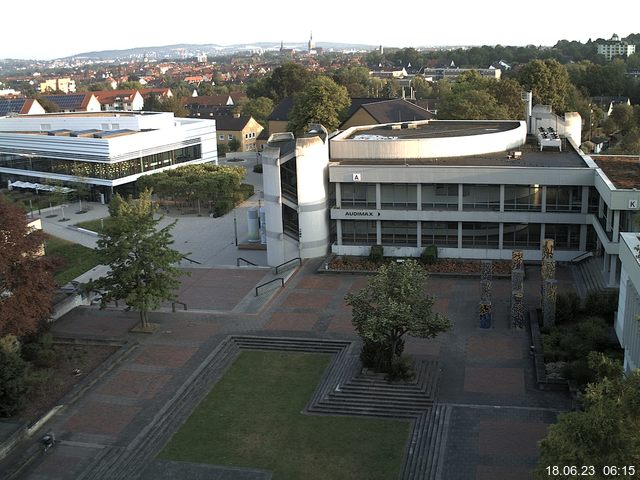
346;120;519;140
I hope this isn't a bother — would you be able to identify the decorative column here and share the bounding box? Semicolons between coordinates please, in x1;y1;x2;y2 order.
479;260;493;328
541;239;557;327
511;250;525;329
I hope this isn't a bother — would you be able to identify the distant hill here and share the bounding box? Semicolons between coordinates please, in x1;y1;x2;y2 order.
67;42;378;60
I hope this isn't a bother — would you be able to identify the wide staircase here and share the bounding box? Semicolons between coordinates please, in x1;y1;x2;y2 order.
571;256;616;300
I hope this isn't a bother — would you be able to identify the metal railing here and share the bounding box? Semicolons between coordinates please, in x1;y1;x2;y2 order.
181;255;202;265
237;257;258;267
172;301;188;312
275;257;301;274
255;278;284;296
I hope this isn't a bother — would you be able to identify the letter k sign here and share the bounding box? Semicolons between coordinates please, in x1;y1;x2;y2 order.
630;199;638;209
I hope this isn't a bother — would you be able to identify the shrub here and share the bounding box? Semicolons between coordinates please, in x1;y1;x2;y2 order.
555;292;581;324
253;163;263;173
238;183;255;201
561;359;596;386
420;245;438;265
21;333;57;368
0;349;28;417
369;245;384;263
542;316;611;363
584;291;618;323
386;356;415;382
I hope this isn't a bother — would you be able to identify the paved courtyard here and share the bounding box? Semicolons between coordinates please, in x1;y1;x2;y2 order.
1;259;574;480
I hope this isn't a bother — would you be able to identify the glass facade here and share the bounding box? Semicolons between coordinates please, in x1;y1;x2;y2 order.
381;184;417;209
504;185;542;211
422;184;458;210
461;222;500;248
544;224;581;249
381;221;417;245
421;221;458;246
341;183;376;208
545;186;582;212
0;144;201;181
341;220;376;245
462;185;500;211
503;223;541;248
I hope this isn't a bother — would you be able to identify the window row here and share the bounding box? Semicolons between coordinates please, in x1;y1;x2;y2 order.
0;145;202;181
339;183;586;212
340;220;584;250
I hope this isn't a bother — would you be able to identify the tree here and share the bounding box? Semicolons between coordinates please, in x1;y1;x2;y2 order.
217;142;229;157
35;95;59;113
333;66;371;97
228;137;241;152
87;190;185;329
519;59;572;113
535;353;640;479
241;96;274;127
344;260;451;375
159;96;188;117
610;103;635;132
287;75;350;134
0;348;28;417
0;196;56;337
269;62;312;102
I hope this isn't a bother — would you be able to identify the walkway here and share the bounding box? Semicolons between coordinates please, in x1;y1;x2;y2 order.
1;260;575;480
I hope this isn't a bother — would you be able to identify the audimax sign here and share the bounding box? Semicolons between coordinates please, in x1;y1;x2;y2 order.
343;211;381;217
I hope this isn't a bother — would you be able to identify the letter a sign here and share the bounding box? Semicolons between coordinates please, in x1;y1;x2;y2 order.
352;173;362;182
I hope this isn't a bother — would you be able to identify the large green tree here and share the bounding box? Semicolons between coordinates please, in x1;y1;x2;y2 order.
87;190;185;329
241;96;274;127
287;75;350;133
535;353;640;479
518;59;572;113
344;260;451;374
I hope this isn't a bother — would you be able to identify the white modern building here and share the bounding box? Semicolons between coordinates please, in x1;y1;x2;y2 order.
0;111;217;201
597;34;636;60
617;233;640;373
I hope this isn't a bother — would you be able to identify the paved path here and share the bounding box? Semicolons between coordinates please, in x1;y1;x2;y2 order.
1;261;575;480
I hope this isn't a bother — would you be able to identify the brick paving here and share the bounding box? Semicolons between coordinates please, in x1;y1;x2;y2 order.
4;260;578;480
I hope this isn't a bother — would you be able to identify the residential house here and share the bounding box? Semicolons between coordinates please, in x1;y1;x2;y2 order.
40;93;102;113
39;77;76;93
0;98;45;116
597;34;636;60
340;98;435;130
94;90;144;111
215;115;263;152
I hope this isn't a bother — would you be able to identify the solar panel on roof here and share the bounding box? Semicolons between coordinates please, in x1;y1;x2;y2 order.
0;99;26;116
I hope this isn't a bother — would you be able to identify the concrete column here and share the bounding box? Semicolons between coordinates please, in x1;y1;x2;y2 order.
499;223;504;250
579;224;587;251
335;183;341;208
541;185;547;213
336;219;342;246
499;185;505;212
417;221;422;249
603;252;610;274
609;254;618;287
458;184;463;211
539;224;546;253
606;206;612;232
416;184;422;211
376;220;381;245
581;186;589;214
376;183;381;210
458;221;463;249
613;210;620;240
598;196;604;218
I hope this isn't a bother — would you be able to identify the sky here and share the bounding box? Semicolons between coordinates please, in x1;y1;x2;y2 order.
4;0;640;60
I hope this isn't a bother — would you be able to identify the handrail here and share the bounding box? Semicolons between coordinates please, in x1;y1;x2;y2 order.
255;278;284;296
181;255;202;265
172;301;188;312
570;251;594;264
237;257;258;267
275;257;301;274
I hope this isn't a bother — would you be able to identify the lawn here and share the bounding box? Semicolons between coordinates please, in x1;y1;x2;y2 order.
44;236;102;285
160;351;411;480
75;217;112;233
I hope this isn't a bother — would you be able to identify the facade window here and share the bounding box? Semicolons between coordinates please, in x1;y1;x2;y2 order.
462;185;500;211
588;187;599;213
421;221;458;246
380;184;417;209
502;223;541;248
228;134;234;140
461;222;500;248
544;224;580;249
219;134;224;140
381;221;417;246
341;183;376;208
0;144;201;181
422;184;458;210
504;185;542;211
341;220;377;245
546;186;582;212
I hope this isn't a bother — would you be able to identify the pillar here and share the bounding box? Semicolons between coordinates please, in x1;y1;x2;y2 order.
542;279;558;328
